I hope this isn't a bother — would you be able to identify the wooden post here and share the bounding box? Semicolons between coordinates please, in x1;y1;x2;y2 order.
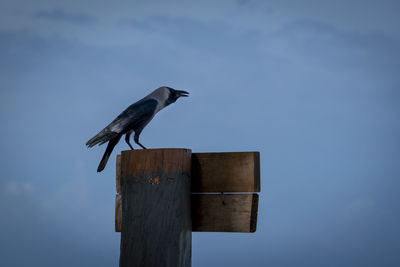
119;149;192;267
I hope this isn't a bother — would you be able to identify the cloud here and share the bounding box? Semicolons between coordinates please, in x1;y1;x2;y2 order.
0;179;119;267
34;10;96;24
3;181;35;196
263;18;400;84
236;0;250;6
118;18;155;31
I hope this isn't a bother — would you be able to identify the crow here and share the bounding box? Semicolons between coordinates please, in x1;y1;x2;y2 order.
86;86;189;172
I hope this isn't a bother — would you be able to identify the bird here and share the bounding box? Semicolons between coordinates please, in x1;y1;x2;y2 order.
86;86;189;172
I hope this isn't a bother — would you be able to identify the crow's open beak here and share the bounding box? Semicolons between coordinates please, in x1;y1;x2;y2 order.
176;90;189;97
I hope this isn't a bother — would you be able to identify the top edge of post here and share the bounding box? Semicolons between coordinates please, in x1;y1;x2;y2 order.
121;148;191;152
192;151;260;155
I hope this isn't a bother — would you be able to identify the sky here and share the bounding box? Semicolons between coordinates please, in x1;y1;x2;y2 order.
0;0;400;266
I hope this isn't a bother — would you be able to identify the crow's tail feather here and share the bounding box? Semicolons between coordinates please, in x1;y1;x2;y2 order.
86;129;119;148
97;135;121;172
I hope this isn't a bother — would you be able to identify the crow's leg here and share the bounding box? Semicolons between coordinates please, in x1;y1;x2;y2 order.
125;132;134;150
134;132;147;149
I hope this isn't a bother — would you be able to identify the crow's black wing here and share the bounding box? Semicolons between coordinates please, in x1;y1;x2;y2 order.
86;99;158;147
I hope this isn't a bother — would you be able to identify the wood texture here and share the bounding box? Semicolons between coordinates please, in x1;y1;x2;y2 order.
192;194;258;233
192;152;260;192
115;193;258;233
121;148;191;176
119;149;192;267
115;194;122;232
116;152;261;193
116;154;121;194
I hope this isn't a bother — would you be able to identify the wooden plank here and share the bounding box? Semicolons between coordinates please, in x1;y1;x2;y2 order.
116;152;261;193
115;193;259;233
116;154;121;194
121;148;192;176
119;149;192;267
115;194;122;232
192;194;258;233
192;152;260;192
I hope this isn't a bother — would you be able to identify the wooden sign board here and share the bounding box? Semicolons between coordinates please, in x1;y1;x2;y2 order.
192;152;260;192
192;193;258;232
115;151;260;233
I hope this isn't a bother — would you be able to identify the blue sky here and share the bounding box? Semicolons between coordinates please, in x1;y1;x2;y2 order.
1;1;399;266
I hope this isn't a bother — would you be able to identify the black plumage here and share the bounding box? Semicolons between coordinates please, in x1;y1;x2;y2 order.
86;86;189;172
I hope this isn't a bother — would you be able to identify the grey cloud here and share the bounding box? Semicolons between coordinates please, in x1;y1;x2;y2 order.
34;10;96;24
269;18;400;79
236;0;251;6
118;18;155;31
0;182;119;267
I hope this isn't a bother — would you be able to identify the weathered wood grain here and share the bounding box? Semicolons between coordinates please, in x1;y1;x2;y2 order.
121;148;192;176
115;193;259;233
115;194;122;232
192;194;258;233
192;152;260;192
117;152;260;193
116;154;121;194
119;149;192;267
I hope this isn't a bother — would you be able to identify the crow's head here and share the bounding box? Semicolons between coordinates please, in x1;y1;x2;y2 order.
164;86;189;106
